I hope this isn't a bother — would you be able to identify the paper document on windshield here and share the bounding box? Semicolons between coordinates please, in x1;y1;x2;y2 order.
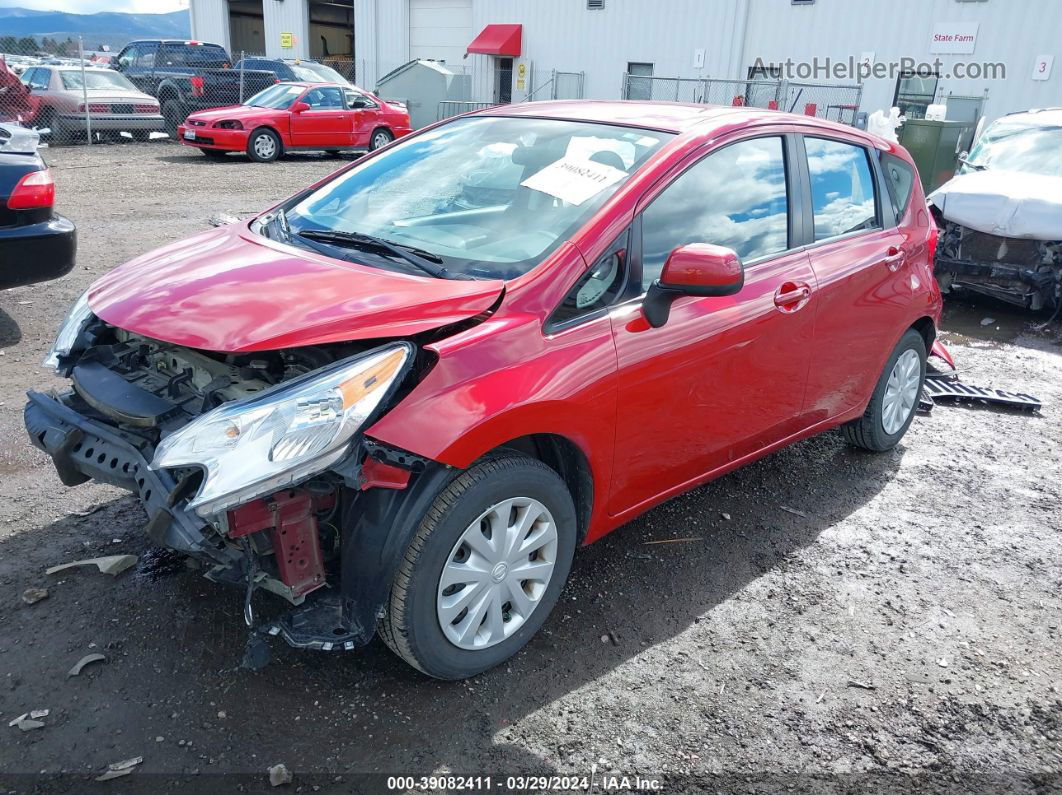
521;156;627;206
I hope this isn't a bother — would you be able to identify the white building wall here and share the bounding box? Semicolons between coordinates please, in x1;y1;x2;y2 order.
744;0;1062;126
263;0;310;58
189;0;231;52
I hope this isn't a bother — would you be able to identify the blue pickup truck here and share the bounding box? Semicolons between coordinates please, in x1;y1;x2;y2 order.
112;40;276;134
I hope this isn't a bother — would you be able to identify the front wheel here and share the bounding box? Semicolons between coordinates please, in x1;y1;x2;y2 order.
246;128;281;162
379;453;577;680
842;328;927;452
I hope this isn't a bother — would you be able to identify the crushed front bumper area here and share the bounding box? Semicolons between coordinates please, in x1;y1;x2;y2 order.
934;221;1062;310
25;387;449;661
25;390;219;561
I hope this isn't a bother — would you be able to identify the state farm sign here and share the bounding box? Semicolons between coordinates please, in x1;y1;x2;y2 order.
930;22;979;54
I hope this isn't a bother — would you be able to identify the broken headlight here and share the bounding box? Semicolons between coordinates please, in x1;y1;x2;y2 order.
152;342;413;518
43;289;93;371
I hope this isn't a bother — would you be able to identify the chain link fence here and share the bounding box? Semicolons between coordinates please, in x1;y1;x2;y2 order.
621;74;863;124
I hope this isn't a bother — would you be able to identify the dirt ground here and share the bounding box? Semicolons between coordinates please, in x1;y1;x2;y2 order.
0;141;1060;793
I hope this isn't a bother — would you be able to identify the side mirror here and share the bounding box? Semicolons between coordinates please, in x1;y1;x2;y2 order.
291;101;309;113
642;243;744;328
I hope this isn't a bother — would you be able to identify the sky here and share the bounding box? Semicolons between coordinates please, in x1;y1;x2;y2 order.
0;0;187;12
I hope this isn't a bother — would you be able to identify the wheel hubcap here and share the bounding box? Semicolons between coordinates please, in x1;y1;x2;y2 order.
373;132;388;148
882;348;921;435
437;497;558;650
254;135;276;158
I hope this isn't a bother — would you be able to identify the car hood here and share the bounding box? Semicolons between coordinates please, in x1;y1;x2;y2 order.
929;170;1062;240
186;105;279;123
87;224;505;353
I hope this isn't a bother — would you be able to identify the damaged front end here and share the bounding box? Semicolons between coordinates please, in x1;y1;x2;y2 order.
933;217;1062;310
26;309;450;659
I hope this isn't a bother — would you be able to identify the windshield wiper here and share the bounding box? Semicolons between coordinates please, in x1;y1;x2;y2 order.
296;229;475;280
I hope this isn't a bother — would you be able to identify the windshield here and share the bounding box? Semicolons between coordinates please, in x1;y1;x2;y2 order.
963;120;1062;178
60;70;136;91
284;116;672;279
290;62;348;84
245;83;304;109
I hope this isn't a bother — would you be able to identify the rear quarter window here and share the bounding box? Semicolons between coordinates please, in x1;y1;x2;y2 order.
880;152;916;219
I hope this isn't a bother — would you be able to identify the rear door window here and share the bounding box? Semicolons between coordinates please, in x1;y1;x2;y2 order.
804;137;879;241
880;152;916;219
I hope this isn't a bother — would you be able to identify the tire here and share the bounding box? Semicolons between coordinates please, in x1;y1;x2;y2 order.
201;148;228;159
842;328;927;452
160;98;184;137
379;452;577;680
246;128;281;162
369;128;393;151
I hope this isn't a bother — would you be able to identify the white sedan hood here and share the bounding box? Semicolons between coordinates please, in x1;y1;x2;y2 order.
929;170;1062;240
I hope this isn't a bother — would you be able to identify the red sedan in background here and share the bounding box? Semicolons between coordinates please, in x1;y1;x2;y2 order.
177;81;411;162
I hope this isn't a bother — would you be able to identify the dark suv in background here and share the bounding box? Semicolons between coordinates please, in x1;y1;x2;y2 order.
112;40;276;134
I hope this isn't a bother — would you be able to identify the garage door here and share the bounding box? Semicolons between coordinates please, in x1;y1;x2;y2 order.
409;0;473;66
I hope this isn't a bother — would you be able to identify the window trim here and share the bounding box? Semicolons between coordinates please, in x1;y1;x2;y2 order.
795;133;884;250
633;132;802;294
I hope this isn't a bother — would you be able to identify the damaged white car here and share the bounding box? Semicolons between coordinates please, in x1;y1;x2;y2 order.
928;109;1062;311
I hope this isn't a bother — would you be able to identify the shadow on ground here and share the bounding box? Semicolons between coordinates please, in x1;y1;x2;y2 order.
0;429;902;784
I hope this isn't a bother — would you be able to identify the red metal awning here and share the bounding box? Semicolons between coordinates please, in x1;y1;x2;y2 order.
466;24;522;57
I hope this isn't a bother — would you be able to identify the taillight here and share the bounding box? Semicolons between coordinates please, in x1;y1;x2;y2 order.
927;219;940;262
7;169;55;210
134;104;158;113
77;103;110;113
190;76;205;97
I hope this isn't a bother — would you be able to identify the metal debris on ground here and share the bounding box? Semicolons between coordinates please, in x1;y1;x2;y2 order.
980;317;996;326
95;756;143;781
45;554;138;577
922;376;1042;411
9;709;49;731
847;680;877;690
780;506;810;518
68;653;107;677
21;587;48;605
268;762;293;786
642;537;702;545
208;211;241;227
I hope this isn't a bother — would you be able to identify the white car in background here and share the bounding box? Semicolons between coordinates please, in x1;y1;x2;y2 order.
21;65;165;142
929;109;1062;312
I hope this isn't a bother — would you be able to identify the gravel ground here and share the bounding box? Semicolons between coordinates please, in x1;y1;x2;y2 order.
0;141;1060;793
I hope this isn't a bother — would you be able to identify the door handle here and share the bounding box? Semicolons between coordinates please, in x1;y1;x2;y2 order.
883;246;906;271
773;281;812;313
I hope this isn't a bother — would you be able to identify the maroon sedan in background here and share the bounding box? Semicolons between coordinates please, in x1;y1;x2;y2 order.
178;82;411;162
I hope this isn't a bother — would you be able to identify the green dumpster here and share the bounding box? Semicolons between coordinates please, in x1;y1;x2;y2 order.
898;119;977;193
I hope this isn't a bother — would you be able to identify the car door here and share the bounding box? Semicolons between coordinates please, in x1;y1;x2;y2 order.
115;45;146;92
288;86;346;147
343;88;381;148
607;133;818;517
795;134;910;423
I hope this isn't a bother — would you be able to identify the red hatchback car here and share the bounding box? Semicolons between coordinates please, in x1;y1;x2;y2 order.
28;102;940;679
177;81;411;161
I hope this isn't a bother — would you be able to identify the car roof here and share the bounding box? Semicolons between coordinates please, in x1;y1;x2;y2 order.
999;108;1062;126
481;100;883;144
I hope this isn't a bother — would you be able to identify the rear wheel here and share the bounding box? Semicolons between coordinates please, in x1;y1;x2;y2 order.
842;328;926;452
369;128;393;151
160;98;184;137
246;128;281;162
379;453;577;680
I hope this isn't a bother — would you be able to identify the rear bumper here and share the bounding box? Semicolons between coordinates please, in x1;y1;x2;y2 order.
58;114;166;132
177;123;250;151
0;214;76;289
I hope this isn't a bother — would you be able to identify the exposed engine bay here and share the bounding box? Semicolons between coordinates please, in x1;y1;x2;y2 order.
933;217;1062;310
25;318;445;661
